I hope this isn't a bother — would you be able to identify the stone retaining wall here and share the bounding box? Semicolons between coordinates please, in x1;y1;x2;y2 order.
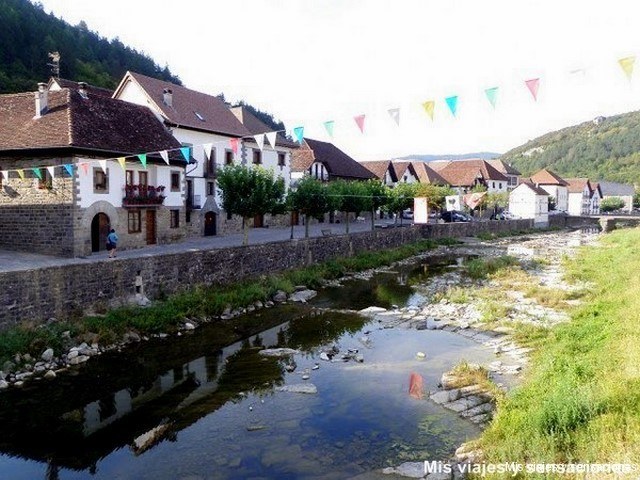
0;219;533;329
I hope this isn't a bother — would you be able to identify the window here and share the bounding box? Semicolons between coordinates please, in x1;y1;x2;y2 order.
93;168;108;193
278;152;286;167
170;171;180;192
225;150;234;166
125;170;134;186
492;182;496;189
253;149;262;165
170;210;180;228
138;171;148;187
128;210;141;233
508;176;518;186
207;181;215;196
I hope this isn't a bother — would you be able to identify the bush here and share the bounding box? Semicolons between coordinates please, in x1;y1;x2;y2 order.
600;197;626;212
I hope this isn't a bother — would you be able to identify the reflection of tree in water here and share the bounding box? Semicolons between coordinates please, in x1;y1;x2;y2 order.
216;348;284;400
374;283;410;307
281;311;366;352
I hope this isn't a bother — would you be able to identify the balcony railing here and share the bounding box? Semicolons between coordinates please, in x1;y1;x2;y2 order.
123;184;166;207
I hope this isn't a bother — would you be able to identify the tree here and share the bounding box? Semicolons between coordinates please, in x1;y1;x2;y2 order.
415;184;456;213
217;165;286;245
634;192;640;209
600;197;626;212
362;180;391;230
328;180;370;234
482;192;509;218
287;176;332;238
386;183;419;225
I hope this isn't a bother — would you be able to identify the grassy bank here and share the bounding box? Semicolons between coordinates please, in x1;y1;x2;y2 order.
480;227;640;476
0;238;456;366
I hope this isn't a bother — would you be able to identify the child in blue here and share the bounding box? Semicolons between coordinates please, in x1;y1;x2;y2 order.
106;229;118;258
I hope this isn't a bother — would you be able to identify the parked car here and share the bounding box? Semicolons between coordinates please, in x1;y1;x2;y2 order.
401;209;414;220
493;211;520;220
440;210;473;222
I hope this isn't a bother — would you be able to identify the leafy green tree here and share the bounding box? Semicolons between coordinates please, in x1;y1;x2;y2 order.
288;176;332;238
415;184;456;213
328;180;370;234
634;192;640;209
363;180;391;230
386;183;419;225
600;197;626;212
470;184;488;193
217;165;286;245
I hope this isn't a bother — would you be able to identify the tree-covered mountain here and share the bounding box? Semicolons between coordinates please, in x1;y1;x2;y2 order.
0;0;181;93
501;112;640;186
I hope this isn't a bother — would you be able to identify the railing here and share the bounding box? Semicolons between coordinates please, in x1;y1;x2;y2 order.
123;184;166;207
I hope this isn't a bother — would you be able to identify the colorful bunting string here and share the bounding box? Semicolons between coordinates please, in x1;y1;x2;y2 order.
422;101;435;120
525;78;540;101
63;164;74;177
265;131;278;149
159;150;170;165
32;168;42;180
445;96;458;117
484;87;499;108
388;108;400;126
354;114;366;133
254;134;265;151
17;169;25;180
230;138;239;155
179;147;190;163
138;153;147;169
117;157;126;171
618;56;635;80
293;126;305;144
323;120;335;137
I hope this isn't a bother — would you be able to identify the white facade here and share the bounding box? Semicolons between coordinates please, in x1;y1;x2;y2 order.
567;186;591;216
310;161;329;182
589;189;601;215
487;179;508;193
509;184;549;224
539;185;568;212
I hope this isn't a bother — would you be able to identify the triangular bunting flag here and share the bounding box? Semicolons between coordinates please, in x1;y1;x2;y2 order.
17;169;25;180
422;101;435;120
138;153;147;169
445;96;458;117
1;171;8;181
265;131;278;149
293;126;304;144
388;108;400;126
230;138;239;155
254;134;265;151
180;147;190;163
117;157;126;171
80;163;89;175
159;150;170;165
46;166;55;178
32;168;43;180
323;121;335;137
63;164;74;177
618;56;635;81
525;78;540;101
97;160;107;173
203;143;213;160
484;87;499;108
354;114;366;133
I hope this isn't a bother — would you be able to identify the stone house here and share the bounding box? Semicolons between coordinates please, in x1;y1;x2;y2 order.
529;168;569;212
508;182;549;225
566;178;593;216
0;83;187;257
597;181;635;212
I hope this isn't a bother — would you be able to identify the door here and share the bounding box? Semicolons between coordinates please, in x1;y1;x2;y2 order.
204;211;216;236
91;213;110;252
146;210;156;245
253;214;264;228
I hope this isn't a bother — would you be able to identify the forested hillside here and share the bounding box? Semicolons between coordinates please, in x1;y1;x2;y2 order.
501;111;640;185
0;0;181;93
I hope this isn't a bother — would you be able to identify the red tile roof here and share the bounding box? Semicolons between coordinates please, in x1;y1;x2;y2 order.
296;139;375;180
487;159;521;176
437;159;507;187
530;168;568;186
118;72;251;138
412;162;448;185
565;178;592;194
518;181;549;196
360;160;393;181
48;78;114;98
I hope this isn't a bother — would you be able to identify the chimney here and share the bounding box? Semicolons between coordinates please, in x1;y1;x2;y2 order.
163;88;173;107
34;83;48;118
78;82;88;98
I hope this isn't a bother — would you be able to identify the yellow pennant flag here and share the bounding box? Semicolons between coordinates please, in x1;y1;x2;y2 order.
117;157;126;171
619;56;635;80
422;100;435;121
17;169;25;180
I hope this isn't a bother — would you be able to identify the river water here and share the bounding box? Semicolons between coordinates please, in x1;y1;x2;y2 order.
0;255;494;480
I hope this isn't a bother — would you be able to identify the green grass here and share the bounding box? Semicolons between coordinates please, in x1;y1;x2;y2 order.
0;238;453;366
466;255;520;280
479;227;640;477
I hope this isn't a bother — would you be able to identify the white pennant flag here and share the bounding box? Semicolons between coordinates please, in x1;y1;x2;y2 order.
159;150;170;165
0;171;7;181
254;134;265;151
203;143;213;160
97;160;107;173
265;131;278;149
46;166;55;178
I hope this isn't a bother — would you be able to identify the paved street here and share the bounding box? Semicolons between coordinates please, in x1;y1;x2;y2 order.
0;218;412;273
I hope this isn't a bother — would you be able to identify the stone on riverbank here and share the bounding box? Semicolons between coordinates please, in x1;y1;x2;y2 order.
41;348;54;362
275;384;318;394
258;348;300;358
272;290;288;303
288;289;317;303
381;461;426;478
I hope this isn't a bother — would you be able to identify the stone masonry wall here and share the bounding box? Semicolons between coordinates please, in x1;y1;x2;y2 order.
0;219;533;329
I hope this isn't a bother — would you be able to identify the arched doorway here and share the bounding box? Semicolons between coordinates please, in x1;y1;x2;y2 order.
91;213;110;252
204;211;217;236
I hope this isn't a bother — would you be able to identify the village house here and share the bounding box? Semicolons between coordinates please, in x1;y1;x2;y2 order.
529;168;569;212
589;183;602;215
360;160;430;187
430;159;508;193
487;159;521;190
508;182;549;225
597;181;636;213
412;162;448;186
565;178;593;216
0;83;187;257
113;71;279;236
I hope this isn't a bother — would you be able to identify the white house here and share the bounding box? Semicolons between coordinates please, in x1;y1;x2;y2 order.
566;178;592;216
487;159;521;190
509;182;549;225
529;168;569;212
598;181;636;213
590;183;602;214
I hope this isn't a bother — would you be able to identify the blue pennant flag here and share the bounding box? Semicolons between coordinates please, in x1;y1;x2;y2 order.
180;147;191;162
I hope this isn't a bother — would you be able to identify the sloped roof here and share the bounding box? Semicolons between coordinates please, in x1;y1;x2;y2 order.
412;162;448;185
229;106;297;148
117;71;251;137
0;89;183;159
393;161;412;180
530;168;568;186
360;160;394;181
487;159;521;176
303;139;375;180
565;178;592;194
437;159;507;187
47;77;114;98
515;181;549;196
597;181;635;196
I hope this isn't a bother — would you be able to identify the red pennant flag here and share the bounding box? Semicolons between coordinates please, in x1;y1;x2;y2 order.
525;78;540;101
354;114;366;133
80;162;89;175
230;138;239;155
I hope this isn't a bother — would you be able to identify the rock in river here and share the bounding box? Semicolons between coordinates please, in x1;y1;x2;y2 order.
41;348;54;362
275;384;318;394
258;348;300;358
288;289;318;303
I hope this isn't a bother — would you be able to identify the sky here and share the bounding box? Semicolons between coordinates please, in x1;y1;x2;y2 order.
37;0;640;161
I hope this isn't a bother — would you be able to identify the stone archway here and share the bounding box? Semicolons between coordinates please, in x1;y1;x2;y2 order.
80;201;119;256
91;213;110;252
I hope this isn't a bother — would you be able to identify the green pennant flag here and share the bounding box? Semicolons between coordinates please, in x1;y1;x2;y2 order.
32;168;43;180
138;153;147;169
484;87;498;108
323;120;335;137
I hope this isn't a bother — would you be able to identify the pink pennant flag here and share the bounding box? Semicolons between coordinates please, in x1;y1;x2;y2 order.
80;163;89;175
230;138;239;155
525;78;540;101
354;114;365;133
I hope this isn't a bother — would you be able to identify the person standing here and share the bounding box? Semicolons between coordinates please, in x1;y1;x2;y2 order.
106;228;119;258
